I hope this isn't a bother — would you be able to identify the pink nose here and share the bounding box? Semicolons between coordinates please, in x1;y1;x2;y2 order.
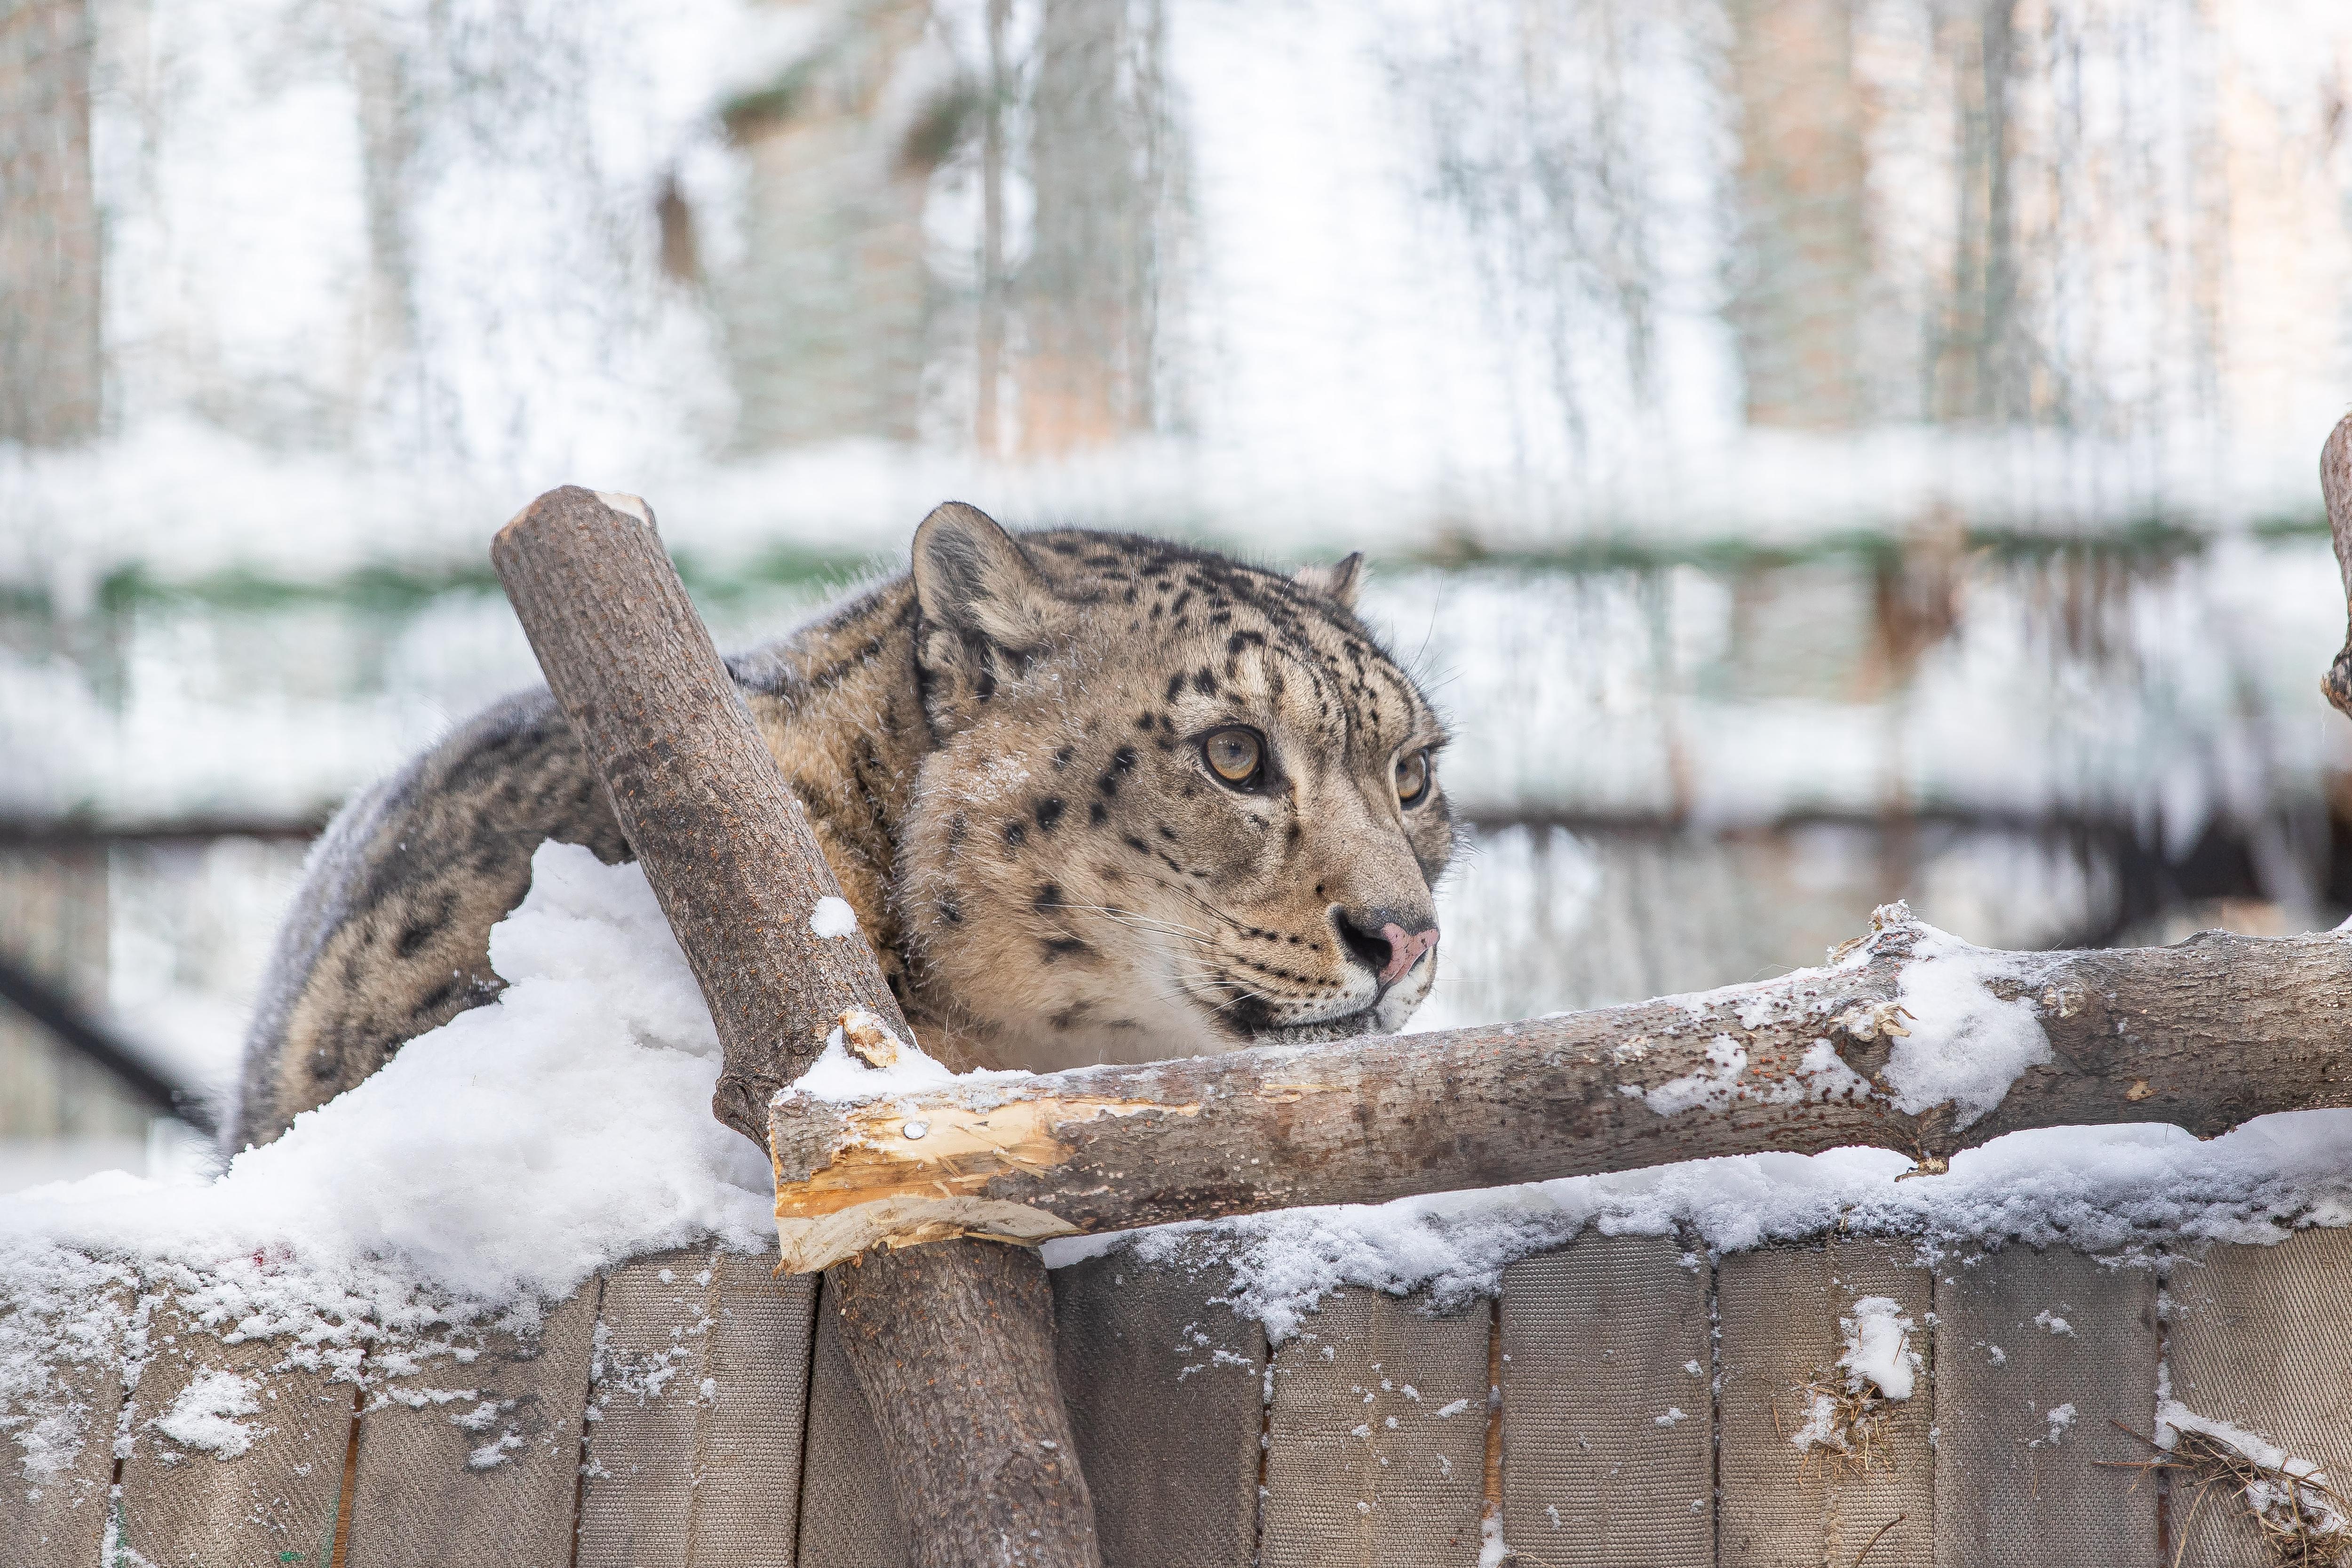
1377;922;1439;986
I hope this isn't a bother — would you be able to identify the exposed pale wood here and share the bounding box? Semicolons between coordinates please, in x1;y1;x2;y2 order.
771;916;2352;1269
1500;1235;1713;1567
1260;1288;1488;1567
494;486;1098;1568
1052;1246;1266;1568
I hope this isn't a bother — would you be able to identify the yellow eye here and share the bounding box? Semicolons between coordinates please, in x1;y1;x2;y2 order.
1397;748;1431;806
1203;728;1263;786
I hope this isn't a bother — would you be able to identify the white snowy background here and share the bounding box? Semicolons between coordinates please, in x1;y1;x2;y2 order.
7;0;2352;1184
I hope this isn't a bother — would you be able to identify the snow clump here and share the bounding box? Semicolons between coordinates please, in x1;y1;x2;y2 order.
153;1369;268;1458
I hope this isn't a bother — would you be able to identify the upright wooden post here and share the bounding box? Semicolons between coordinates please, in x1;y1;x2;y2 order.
493;486;1099;1568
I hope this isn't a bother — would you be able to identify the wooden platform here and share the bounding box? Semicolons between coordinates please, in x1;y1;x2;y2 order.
12;1226;2348;1568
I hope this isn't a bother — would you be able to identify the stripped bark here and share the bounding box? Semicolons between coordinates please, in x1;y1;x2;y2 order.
493;487;1099;1568
769;912;2352;1271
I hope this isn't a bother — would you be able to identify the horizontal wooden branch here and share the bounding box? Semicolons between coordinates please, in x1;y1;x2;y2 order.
768;910;2352;1271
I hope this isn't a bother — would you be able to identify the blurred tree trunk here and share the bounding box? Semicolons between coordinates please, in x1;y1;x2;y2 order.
346;8;417;405
1932;0;2023;422
1017;0;1172;455
1727;0;1866;430
0;0;101;446
975;0;1009;455
720;1;933;451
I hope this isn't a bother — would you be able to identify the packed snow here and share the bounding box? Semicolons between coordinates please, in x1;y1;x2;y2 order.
152;1368;267;1459
0;842;774;1485
1882;930;2057;1127
808;896;860;939
1839;1296;1920;1401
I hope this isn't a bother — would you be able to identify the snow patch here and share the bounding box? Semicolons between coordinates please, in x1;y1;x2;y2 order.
776;1027;1030;1108
809;897;859;939
1883;925;2055;1127
154;1369;267;1458
0;843;776;1462
1047;1110;2352;1340
1841;1297;1918;1401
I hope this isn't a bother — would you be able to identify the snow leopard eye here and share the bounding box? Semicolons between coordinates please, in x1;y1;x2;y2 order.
1396;748;1432;807
1201;727;1264;789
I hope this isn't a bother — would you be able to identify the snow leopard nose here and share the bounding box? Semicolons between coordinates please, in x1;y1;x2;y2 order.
1337;913;1440;986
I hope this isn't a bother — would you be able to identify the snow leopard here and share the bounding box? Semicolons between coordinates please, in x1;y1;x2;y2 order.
230;501;1454;1149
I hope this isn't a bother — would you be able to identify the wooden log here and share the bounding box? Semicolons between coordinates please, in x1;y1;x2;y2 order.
492;486;1099;1568
769;915;2352;1270
490;486;894;1143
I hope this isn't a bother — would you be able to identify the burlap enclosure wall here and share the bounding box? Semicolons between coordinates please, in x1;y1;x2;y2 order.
28;1228;2344;1567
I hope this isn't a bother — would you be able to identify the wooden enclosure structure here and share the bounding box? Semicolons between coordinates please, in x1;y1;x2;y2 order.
18;448;2352;1567
17;1223;2352;1568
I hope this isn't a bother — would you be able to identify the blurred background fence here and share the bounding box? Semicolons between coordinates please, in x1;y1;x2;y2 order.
6;0;2352;1185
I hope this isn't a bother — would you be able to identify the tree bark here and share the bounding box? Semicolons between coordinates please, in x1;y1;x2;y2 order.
493;486;1098;1568
769;910;2352;1272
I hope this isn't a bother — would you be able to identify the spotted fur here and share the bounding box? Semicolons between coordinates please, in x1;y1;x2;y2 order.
230;504;1454;1147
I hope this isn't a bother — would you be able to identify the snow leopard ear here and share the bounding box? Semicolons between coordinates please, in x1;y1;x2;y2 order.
911;501;1074;669
1293;551;1364;611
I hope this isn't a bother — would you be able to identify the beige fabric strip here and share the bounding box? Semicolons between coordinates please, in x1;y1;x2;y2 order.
579;1246;818;1568
577;1247;718;1568
0;1281;127;1568
1717;1240;1934;1568
118;1302;353;1567
688;1250;820;1563
1055;1246;1267;1568
1501;1233;1714;1567
794;1271;906;1568
1259;1285;1488;1568
2169;1228;2352;1568
344;1283;598;1568
1932;1246;2159;1567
